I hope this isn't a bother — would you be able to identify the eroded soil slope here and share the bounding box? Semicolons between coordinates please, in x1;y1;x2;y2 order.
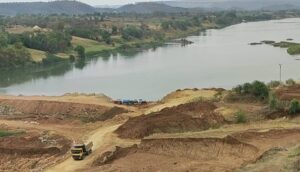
91;128;300;172
0;131;71;172
0;98;127;122
116;101;225;139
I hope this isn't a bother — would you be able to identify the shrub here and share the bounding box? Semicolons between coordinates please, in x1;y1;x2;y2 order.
69;55;75;62
42;54;64;65
233;85;243;94
232;81;269;101
268;80;281;88
235;111;247;123
289;99;299;115
251;81;269;100
286;79;296;86
269;94;278;110
75;45;85;59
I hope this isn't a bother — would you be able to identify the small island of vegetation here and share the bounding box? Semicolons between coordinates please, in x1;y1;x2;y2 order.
250;40;300;55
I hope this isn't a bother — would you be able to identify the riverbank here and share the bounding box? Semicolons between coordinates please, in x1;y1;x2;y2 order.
3;10;300;70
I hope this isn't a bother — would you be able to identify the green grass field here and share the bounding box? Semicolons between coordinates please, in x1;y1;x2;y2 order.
71;36;116;53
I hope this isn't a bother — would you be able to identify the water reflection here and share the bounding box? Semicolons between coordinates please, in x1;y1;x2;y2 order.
0;62;73;88
0;46;161;88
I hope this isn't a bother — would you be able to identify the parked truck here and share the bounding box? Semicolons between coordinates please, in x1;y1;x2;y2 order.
71;142;93;160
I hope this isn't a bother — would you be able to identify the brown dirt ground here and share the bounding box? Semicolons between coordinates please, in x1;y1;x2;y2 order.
0;94;138;172
90;128;300;172
0;96;128;122
274;85;300;101
0;131;71;172
2;89;300;172
115;101;226;139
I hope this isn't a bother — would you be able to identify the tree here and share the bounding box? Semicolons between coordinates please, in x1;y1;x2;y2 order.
122;26;143;40
0;44;31;68
75;45;85;59
286;79;296;86
289;99;299;115
0;33;8;48
101;30;112;44
112;26;118;35
250;81;269;100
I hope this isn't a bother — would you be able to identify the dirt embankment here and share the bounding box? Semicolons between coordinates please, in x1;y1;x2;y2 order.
92;136;258;172
0;131;71;172
0;98;128;122
116;101;226;139
274;85;300;101
92;128;300;172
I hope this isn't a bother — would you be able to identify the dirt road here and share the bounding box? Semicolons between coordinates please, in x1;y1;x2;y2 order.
45;124;121;172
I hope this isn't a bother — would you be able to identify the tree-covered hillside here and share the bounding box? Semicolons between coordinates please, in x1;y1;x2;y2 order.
0;1;96;16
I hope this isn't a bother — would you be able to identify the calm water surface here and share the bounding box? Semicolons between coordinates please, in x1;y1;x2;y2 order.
1;18;300;100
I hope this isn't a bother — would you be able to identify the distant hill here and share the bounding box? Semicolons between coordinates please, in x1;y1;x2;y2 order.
117;2;189;14
0;1;96;16
0;0;300;16
162;0;300;11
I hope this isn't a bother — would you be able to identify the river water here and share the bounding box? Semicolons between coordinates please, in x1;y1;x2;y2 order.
1;18;300;100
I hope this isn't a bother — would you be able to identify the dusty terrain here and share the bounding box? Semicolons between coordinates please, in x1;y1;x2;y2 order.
1;88;300;172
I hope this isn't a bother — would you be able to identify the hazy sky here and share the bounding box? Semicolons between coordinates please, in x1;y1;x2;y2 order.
0;0;161;6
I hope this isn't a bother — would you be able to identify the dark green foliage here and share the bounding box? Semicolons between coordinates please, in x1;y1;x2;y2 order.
286;79;296;86
68;28;100;41
101;30;112;44
269;93;279;110
42;54;64;65
0;32;9;48
122;26;144;40
19;31;71;53
75;45;86;59
233;81;269;100
0;131;14;137
289;99;300;115
216;11;240;26
251;81;269;99
0;130;25;137
112;26;118;35
69;55;75;62
0;43;31;68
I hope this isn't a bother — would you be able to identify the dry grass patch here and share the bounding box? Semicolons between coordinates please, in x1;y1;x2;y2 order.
28;48;47;62
145;89;218;114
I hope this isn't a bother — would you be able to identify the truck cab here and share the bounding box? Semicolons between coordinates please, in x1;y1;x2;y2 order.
71;142;93;160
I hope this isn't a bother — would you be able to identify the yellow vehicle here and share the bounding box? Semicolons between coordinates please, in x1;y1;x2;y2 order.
71;142;93;160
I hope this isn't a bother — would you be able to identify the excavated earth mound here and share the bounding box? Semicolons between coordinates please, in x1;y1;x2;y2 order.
92;129;300;172
0;99;127;122
0;131;71;171
93;136;259;172
116;101;226;139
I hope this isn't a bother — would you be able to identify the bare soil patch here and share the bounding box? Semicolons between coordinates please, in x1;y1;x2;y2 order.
275;85;300;101
92;128;300;172
0;131;71;172
116;101;226;139
0;98;128;122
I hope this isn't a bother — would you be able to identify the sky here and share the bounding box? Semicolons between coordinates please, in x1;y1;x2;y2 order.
0;0;161;6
